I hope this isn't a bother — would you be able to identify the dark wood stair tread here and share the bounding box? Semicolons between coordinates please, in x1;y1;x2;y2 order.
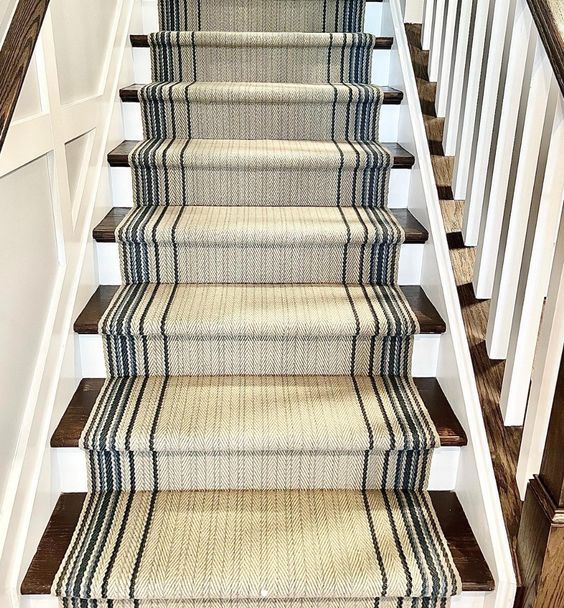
73;285;446;335
93;207;428;244
20;490;494;595
130;33;393;49
52;377;466;449
108;140;415;168
120;83;404;104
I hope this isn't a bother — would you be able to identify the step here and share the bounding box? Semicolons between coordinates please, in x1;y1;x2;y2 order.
108;140;413;208
93;283;438;378
142;31;382;84
73;285;444;378
92;206;426;285
94;207;426;243
120;82;403;141
50;376;466;492
108;139;415;168
52;377;466;449
131;33;393;86
21;491;495;597
75;285;445;335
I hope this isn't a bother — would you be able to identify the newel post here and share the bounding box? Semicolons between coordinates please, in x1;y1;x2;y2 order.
517;351;564;607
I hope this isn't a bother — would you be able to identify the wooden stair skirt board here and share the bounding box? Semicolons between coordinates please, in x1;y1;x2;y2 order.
93;207;429;244
52;377;467;449
108;140;416;168
120;83;405;104
130;33;395;49
21;491;495;596
74;285;447;335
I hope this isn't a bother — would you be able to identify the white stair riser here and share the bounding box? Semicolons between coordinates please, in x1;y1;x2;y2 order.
52;446;460;492
132;47;392;89
78;333;440;377
96;241;424;285
22;592;487;608
110;165;411;208
122;101;400;141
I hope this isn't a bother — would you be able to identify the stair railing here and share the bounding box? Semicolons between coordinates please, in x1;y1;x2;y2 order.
419;0;563;480
415;0;563;602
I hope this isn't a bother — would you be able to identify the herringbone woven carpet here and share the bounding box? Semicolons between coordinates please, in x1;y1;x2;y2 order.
54;0;461;606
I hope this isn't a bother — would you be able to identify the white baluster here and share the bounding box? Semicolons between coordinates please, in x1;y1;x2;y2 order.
421;0;435;51
516;208;564;496
486;39;554;360
441;0;473;153
435;0;459;117
428;0;446;82
500;87;564;425
469;0;517;298
450;0;491;197
462;0;533;248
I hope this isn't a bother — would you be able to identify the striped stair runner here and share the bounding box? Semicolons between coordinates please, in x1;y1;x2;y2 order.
53;0;462;606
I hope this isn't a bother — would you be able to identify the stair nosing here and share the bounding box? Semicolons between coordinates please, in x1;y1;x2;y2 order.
130;33;394;50
93;207;428;244
107;140;415;168
73;285;446;335
20;490;494;596
119;83;404;105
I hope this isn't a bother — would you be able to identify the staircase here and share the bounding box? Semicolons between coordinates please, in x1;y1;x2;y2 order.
20;1;496;606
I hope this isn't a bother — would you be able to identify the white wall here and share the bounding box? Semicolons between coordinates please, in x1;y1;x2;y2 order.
0;0;139;603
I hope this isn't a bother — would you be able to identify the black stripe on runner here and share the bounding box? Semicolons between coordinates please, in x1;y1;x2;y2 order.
191;31;198;81
196;0;202;30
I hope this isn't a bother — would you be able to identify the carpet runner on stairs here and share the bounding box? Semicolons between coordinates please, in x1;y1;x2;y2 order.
53;0;462;606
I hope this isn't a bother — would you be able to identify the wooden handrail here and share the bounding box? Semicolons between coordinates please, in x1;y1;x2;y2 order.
527;0;564;96
0;0;50;154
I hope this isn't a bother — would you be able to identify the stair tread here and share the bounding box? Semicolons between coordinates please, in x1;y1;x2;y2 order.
52;377;466;449
74;285;446;335
93;206;428;244
104;284;421;337
108;139;415;168
20;490;494;596
120;82;404;104
131;32;394;49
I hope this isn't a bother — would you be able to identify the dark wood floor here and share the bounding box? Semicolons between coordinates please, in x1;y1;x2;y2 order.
405;23;524;590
